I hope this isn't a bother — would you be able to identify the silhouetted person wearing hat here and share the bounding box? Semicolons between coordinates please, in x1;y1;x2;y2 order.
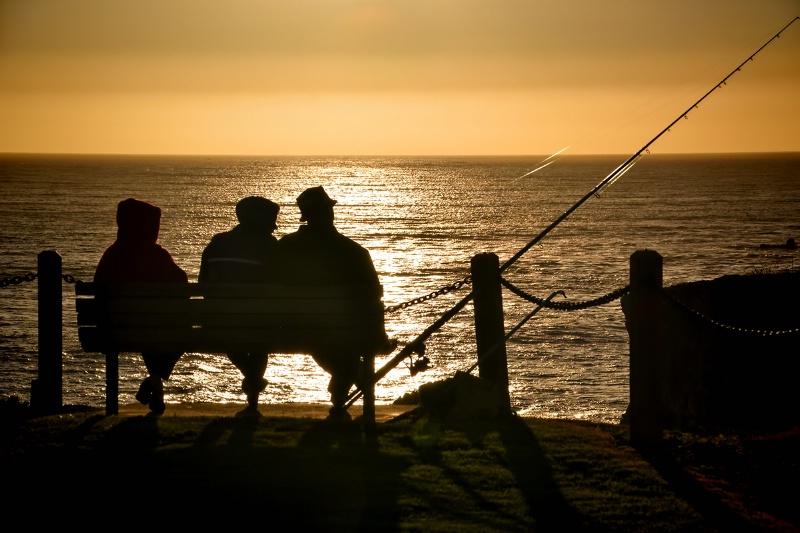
94;198;188;415
276;186;387;421
199;196;280;415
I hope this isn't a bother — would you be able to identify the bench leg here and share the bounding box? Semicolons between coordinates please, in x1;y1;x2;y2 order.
362;354;376;431
105;352;119;416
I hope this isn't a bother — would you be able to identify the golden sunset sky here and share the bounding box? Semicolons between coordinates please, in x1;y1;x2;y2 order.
1;1;798;156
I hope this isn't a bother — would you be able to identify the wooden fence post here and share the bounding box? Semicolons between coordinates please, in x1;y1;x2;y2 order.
470;253;511;414
628;250;664;445
32;250;63;413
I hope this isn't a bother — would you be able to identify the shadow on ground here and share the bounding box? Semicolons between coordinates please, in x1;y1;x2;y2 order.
2;401;796;531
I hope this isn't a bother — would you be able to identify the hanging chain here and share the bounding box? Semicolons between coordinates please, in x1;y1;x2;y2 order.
500;276;630;310
385;275;472;313
0;272;37;288
662;289;800;337
1;272;79;288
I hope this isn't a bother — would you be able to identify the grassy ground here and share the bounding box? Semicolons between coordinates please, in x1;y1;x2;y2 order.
1;398;797;532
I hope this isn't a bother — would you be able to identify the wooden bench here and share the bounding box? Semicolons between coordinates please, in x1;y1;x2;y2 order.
75;281;393;424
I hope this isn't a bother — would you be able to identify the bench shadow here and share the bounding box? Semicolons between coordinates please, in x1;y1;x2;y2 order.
292;418;407;530
8;410;589;530
149;416;406;530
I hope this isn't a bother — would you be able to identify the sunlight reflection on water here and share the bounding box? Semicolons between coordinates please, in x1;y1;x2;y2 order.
1;153;798;424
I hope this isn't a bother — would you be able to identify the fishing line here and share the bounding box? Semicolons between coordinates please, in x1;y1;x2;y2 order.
348;16;800;405
464;290;567;376
485;145;571;244
500;16;799;275
596;154;641;196
510;145;571;183
566;21;798;155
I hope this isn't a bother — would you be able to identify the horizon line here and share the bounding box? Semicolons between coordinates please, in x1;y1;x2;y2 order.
2;150;799;158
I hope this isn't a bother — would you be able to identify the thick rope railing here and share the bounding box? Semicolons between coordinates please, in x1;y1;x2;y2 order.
499;275;800;336
6;268;796;341
464;290;567;374
356;8;800;384
7;262;798;415
500;277;629;311
347;269;633;408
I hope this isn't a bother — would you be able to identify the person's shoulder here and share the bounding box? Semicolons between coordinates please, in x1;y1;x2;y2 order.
206;227;262;249
334;233;373;259
210;228;237;242
154;242;181;259
155;245;187;279
335;230;366;247
277;226;305;242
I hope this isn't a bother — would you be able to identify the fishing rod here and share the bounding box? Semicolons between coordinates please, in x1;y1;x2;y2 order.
501;16;800;274
346;16;799;408
463;290;567;376
366;291;569;416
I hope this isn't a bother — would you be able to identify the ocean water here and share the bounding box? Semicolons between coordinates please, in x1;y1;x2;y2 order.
1;152;798;423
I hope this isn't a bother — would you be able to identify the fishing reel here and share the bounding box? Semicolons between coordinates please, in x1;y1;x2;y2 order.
405;341;430;376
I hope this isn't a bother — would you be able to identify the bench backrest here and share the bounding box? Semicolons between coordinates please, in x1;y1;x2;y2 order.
76;281;388;355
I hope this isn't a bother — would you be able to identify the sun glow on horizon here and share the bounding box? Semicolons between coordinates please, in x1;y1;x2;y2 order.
2;2;798;156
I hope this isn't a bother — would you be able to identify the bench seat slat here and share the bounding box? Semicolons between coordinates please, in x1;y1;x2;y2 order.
75;280;390;423
78;327;377;354
76;281;379;299
77;297;367;314
79;313;372;329
197;314;375;328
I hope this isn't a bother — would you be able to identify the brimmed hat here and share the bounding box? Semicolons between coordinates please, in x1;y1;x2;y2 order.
236;196;279;228
297;186;337;222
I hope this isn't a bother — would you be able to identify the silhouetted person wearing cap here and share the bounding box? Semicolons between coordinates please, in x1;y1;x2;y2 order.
94;198;188;415
199;196;280;415
276;186;387;421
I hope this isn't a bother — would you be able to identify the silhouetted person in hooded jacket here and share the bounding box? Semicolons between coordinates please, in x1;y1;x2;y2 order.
199;196;279;415
94;198;188;415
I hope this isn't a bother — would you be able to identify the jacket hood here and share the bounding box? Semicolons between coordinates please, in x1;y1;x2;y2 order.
116;198;161;243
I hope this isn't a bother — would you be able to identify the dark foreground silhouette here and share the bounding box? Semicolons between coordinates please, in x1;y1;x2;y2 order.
2;399;797;531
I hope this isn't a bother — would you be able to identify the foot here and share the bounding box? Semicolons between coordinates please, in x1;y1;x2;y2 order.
148;399;166;415
235;405;263;418
135;378;153;405
326;406;352;423
148;376;165;414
